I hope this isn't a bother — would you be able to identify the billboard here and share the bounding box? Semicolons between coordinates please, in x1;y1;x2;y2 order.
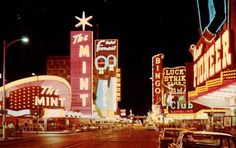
152;54;164;105
95;77;117;117
0;75;71;115
162;66;193;113
70;31;93;115
189;0;234;88
94;39;118;77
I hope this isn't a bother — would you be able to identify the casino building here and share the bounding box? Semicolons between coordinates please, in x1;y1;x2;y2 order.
151;0;236;129
187;0;236;129
0;75;74;131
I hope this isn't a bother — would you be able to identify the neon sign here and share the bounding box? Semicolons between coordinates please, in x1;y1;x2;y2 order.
35;86;66;107
168;100;193;110
95;39;118;75
9;86;66;110
190;29;231;87
152;54;164;105
196;0;226;42
70;31;93;114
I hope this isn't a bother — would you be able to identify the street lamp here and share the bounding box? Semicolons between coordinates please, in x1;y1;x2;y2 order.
2;37;29;140
31;72;39;133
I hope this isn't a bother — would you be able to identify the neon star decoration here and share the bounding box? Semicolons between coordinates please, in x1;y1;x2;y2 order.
75;11;93;31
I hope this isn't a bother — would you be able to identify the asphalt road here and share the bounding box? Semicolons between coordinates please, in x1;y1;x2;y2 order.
0;126;159;148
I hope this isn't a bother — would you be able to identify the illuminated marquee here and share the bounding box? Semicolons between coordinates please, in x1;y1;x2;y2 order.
94;39;118;76
162;66;193;113
9;86;66;110
152;54;164;105
190;29;232;87
70;31;93;114
0;75;71;113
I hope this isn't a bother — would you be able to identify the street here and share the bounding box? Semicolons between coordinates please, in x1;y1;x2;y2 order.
0;126;159;148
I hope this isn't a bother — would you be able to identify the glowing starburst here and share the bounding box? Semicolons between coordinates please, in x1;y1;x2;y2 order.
75;11;93;31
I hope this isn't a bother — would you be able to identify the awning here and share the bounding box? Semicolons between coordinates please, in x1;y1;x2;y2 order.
189;69;236;108
191;81;236;108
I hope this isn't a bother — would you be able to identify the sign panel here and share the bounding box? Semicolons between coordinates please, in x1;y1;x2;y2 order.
190;29;232;87
70;31;93;115
162;66;194;113
94;39;118;77
0;75;71;116
152;54;164;105
190;0;234;88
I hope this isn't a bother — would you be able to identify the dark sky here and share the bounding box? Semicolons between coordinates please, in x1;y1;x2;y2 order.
0;0;200;115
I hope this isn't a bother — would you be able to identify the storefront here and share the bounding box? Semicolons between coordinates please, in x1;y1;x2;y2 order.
188;0;236;134
0;75;72;132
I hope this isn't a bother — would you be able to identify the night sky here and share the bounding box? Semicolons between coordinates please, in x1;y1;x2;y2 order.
0;0;200;115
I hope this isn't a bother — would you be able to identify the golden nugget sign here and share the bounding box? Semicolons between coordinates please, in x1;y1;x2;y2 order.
190;29;232;87
152;54;164;105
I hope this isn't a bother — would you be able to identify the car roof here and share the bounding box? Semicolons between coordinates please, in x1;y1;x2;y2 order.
180;130;233;137
163;128;187;131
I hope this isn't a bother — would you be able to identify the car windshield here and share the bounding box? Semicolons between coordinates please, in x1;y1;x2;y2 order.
164;130;181;138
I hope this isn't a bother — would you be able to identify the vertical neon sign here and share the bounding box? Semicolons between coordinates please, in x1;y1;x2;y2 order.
70;31;93;115
152;54;164;105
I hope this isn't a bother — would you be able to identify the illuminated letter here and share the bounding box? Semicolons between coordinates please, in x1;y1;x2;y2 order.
80;94;89;107
47;87;55;95
51;97;58;107
209;45;215;77
35;96;45;106
79;45;90;57
46;97;50;106
155;73;161;79
80;78;89;90
58;98;66;107
222;30;231;69
215;37;221;73
41;86;49;94
82;61;87;74
203;51;209;81
170;101;176;109
155;88;161;94
188;101;193;109
155;57;161;64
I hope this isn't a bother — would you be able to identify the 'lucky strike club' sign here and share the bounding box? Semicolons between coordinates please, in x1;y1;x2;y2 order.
95;39;118;76
162;67;193;113
152;54;164;105
70;31;93;115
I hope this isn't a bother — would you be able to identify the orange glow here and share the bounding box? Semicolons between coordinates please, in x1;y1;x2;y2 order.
43;109;65;118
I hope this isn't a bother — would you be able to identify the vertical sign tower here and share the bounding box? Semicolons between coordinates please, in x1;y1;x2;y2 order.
70;11;93;115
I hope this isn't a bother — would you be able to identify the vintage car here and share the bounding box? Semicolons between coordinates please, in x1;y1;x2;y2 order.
146;123;157;131
157;128;188;148
169;130;236;148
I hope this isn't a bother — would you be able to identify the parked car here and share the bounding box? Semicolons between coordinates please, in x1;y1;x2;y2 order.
169;130;236;148
157;128;188;148
146;123;157;131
